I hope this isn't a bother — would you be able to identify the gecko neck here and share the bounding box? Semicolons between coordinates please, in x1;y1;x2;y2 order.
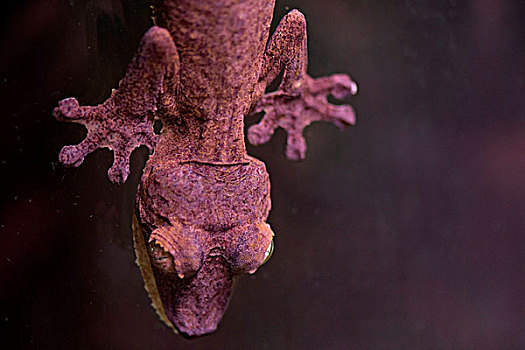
158;112;248;164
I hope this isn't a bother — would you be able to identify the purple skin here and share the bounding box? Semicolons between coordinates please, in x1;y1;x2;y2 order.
54;0;357;337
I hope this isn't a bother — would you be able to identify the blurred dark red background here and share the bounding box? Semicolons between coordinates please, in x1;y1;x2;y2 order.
1;0;524;349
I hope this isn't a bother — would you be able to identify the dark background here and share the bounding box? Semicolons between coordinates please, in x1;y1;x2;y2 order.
1;0;524;349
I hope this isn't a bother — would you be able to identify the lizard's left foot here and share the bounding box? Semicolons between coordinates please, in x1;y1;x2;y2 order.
54;26;178;183
54;96;159;183
248;73;357;160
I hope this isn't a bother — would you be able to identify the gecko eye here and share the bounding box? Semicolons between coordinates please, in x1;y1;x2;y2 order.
148;242;176;273
260;239;274;266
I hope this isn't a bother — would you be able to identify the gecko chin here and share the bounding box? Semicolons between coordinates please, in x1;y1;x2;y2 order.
156;253;234;337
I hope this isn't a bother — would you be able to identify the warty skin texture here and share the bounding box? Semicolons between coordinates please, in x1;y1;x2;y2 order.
54;0;357;337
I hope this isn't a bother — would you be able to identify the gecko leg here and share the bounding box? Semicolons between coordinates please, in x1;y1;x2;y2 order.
54;26;179;183
248;10;357;160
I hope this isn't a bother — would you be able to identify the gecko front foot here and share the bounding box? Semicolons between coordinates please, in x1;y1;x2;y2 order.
54;26;178;183
248;73;357;160
54;96;158;183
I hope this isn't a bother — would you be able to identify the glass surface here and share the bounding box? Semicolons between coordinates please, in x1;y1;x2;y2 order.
2;0;524;348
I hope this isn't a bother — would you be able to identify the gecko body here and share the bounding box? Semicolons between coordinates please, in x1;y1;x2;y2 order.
55;0;357;336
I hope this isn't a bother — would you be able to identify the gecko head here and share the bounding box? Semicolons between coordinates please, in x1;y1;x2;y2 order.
134;158;273;336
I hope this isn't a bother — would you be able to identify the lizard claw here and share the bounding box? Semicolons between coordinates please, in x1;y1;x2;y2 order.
58;137;97;167
108;148;132;183
248;73;357;160
285;132;307;160
319;73;358;99
54;98;82;120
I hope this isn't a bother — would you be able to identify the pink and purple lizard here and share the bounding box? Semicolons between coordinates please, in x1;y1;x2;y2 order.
54;0;357;337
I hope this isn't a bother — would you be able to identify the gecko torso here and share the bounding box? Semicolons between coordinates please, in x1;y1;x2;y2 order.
55;0;357;337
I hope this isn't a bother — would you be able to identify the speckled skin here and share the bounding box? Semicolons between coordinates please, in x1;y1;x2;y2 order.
54;0;357;337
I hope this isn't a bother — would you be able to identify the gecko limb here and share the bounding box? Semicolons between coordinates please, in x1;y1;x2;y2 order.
54;26;179;183
249;74;357;160
248;10;357;160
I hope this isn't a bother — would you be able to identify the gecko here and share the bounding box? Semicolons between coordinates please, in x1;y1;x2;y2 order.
54;0;357;337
